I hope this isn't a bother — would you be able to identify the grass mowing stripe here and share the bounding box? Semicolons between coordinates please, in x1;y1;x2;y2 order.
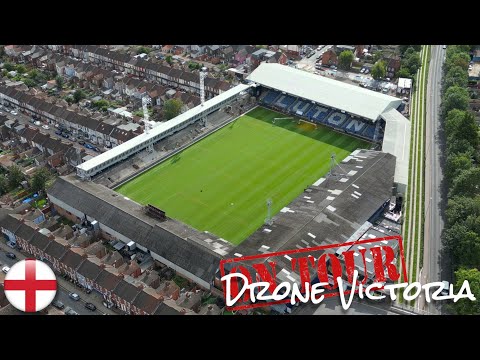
116;107;369;244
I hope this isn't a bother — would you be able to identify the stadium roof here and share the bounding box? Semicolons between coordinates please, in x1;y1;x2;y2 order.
381;107;411;188
77;83;252;173
247;63;402;122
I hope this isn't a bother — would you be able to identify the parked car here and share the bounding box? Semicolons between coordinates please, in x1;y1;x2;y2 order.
30;118;36;124
85;302;96;311
55;130;62;135
42;125;50;130
10;110;18;116
34;121;41;126
360;68;366;73
69;136;77;142
84;143;94;150
6;241;16;249
2;266;10;274
51;300;65;310
69;292;80;301
6;252;16;260
78;140;85;145
64;306;78;315
61;133;69;138
364;69;370;74
0;112;3;115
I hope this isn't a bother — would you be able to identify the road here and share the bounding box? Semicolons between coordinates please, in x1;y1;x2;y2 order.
296;45;333;72
0;245;110;315
292;297;398;315
422;45;447;314
0;106;97;158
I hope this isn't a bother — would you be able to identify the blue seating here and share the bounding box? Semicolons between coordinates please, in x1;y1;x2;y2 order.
275;95;296;109
262;90;281;105
343;118;366;135
325;112;349;128
361;124;376;140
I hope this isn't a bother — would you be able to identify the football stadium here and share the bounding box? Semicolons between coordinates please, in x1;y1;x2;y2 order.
48;62;410;295
116;107;370;244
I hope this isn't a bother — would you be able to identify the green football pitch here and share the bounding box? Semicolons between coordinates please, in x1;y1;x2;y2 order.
116;107;370;244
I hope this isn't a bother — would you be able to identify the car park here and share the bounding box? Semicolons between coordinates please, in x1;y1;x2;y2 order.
69;292;80;301
6;252;16;260
52;300;65;310
85;303;97;311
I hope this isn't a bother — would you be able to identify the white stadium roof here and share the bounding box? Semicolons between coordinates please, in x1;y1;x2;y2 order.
77;83;251;173
381;107;411;188
247;63;402;122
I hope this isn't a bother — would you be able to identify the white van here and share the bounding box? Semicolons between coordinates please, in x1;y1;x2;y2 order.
441;281;450;296
2;266;10;274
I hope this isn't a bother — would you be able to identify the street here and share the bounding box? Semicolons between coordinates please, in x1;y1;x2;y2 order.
296;45;333;72
0;243;115;315
292;297;398;315
422;45;448;314
0;106;98;158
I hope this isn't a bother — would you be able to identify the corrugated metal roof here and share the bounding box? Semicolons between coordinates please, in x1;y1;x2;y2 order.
247;63;402;121
381;107;411;187
77;83;251;173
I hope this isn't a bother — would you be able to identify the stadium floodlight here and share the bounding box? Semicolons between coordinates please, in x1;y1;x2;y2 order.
265;198;273;226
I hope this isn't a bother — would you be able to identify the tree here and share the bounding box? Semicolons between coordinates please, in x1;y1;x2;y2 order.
450;167;480;197
442;86;470;114
371;60;386;80
73;89;86;103
373;51;383;63
445;153;473;182
399;45;421;55
446;52;470;72
166;55;173;65
444;65;469;88
446;196;480;227
445;110;479;150
447;138;475;158
31;167;52;193
0;176;8;195
7;165;24;190
452;268;480;315
136;46;152;54
92;99;110;112
444;221;480;268
55;75;64;90
163;99;183;120
3;62;15;72
338;50;354;70
397;67;411;78
23;78;36;88
16;64;26;74
403;51;421;74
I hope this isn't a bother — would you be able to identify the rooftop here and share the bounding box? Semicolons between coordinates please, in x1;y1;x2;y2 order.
247;63;402;121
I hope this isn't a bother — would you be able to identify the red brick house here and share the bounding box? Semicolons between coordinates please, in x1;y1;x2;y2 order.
322;49;338;66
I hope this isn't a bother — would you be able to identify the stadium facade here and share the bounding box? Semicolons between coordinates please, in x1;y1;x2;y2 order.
47;63;409;306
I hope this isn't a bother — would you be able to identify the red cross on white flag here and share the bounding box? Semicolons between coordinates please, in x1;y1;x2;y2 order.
4;259;57;313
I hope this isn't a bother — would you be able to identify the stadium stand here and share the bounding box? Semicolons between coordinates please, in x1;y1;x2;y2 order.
325;112;349;129
262;90;281;105
275;94;296;109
